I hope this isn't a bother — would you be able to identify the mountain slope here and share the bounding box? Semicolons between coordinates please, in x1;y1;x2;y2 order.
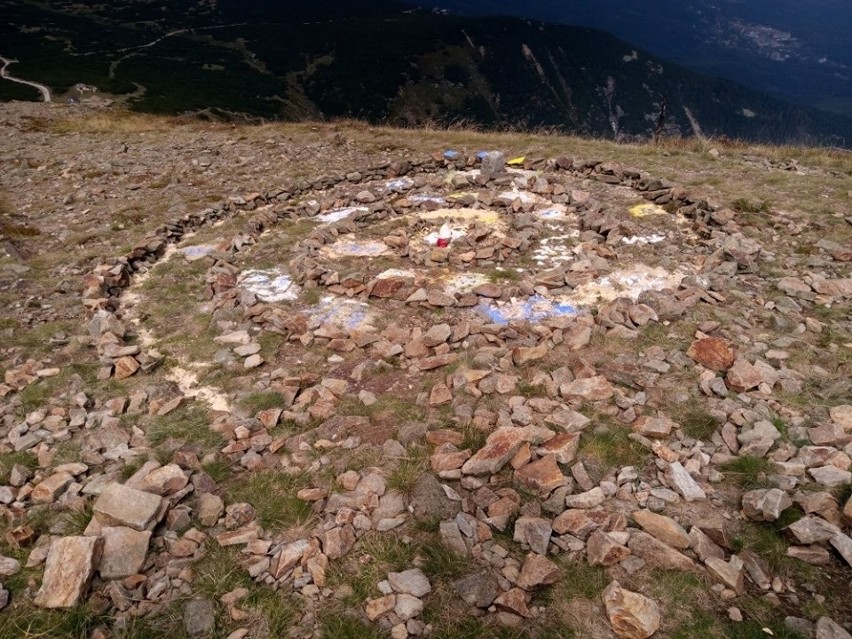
422;0;852;118
2;0;851;146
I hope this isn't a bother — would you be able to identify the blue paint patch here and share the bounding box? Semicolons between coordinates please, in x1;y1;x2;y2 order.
304;298;372;330
443;150;460;160
478;295;578;325
475;150;489;160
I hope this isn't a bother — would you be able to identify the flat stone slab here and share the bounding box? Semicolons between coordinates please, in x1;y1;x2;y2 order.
35;536;102;608
98;526;152;579
93;482;163;531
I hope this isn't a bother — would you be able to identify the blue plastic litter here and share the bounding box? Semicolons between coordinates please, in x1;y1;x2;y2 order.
443;150;460;160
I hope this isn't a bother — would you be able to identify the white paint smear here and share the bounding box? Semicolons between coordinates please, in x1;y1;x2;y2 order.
408;193;447;206
166;366;231;413
384;178;414;192
239;269;300;302
621;234;667;245
377;268;416;280
533;233;580;264
568;265;684;305
499;189;539;204
315;207;367;224
320;239;390;258
442;272;490;294
181;244;219;261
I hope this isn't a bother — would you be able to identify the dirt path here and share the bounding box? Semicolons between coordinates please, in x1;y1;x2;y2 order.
0;55;51;102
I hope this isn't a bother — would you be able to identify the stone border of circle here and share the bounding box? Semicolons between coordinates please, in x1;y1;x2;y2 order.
80;152;730;381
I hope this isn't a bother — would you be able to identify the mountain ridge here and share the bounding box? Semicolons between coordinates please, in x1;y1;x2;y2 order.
1;0;851;147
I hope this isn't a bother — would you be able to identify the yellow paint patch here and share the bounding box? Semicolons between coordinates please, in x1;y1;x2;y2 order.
418;207;502;224
629;203;668;218
507;156;526;166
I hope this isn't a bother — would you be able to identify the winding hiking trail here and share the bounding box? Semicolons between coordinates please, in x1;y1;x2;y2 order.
0;55;51;102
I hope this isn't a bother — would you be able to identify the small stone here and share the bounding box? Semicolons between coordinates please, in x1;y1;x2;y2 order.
494;588;531;618
829;405;852;431
31;472;74;503
705;556;744;594
687;338;736;371
388;569;431;597
517;553;560;589
587;530;631;566
513;517;553;555
628;532;696;571
808;466;851;487
423;323;452;347
787;516;840;545
816;617;852;639
183;599;216;636
602;580;661;639
322;526;356;560
198;493;225;527
513;344;548;366
394;593;424;621
0;556;21;577
451;571;500;608
726;358;764;392
830;532;852;568
366;595;396;621
514;455;566;494
565;487;606;509
632;416;675;439
560;376;614;401
138;464;189;496
632;510;690;549
462;427;544;476
665;462;706;501
480;151;506;176
114;356;141;380
741;489;793;522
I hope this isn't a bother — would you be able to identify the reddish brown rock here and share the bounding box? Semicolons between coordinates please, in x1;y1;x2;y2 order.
686;338;736;371
514;455;567;493
602;580;661;639
114;356;141;380
726;358;765;392
513;344;548;366
536;432;580;464
494;588;531;617
462;427;550;476
587;530;631;566
35;536;103;608
560;376;614;401
517;553;561;589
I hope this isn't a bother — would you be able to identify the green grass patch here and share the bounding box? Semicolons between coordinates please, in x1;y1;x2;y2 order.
201;459;233;484
420;539;470;581
730;198;771;214
386;445;429;495
579;425;647;475
546;558;608;601
678;406;722;441
190;543;300;638
0;450;38;480
0;604;111;639
224;470;311;532
145;403;222;452
720;456;773;489
239;391;286;414
320;612;388;639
